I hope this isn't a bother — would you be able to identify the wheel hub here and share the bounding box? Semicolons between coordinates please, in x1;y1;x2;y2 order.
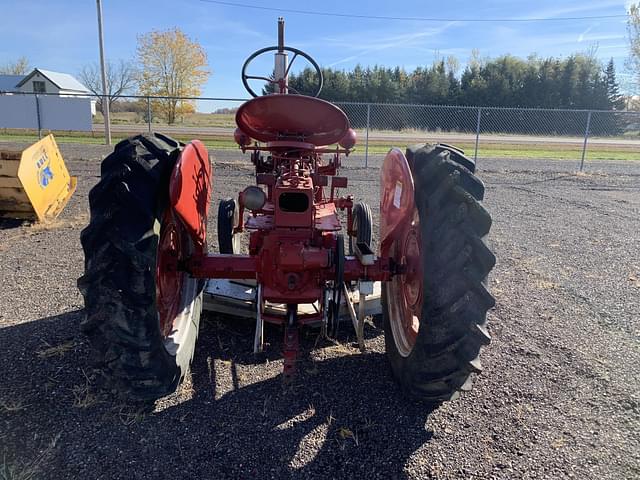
402;228;422;310
388;210;423;357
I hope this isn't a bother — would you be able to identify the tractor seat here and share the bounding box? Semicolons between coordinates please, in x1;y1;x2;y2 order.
235;94;350;146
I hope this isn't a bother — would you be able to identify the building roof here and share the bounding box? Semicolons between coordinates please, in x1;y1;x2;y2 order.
0;74;25;92
16;68;90;93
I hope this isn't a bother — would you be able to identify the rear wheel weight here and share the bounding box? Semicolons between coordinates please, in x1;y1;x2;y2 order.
77;134;203;402
383;144;496;403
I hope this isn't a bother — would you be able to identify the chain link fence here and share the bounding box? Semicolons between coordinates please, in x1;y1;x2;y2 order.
1;92;639;170
336;102;640;169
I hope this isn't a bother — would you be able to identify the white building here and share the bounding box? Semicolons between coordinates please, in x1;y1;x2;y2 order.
12;68;96;115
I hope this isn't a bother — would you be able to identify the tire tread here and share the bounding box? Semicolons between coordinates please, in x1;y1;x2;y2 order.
383;143;495;403
78;134;198;401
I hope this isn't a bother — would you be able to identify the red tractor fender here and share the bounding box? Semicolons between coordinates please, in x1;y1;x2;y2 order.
379;148;415;258
169;140;212;252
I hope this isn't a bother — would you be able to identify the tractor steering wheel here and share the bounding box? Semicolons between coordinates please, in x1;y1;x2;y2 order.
241;46;324;98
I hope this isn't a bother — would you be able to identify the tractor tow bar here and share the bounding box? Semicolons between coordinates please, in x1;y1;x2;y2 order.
184;254;394;282
283;304;299;381
254;284;264;354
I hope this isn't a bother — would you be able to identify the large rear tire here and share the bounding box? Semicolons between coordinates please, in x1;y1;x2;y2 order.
382;144;495;403
78;134;203;402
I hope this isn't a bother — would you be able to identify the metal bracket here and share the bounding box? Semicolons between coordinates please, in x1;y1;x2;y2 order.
253;284;264;353
321;287;329;339
343;283;366;352
203;279;382;327
354;242;376;266
357;287;367;350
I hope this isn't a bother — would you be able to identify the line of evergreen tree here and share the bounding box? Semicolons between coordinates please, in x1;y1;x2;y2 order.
290;54;624;109
287;54;627;135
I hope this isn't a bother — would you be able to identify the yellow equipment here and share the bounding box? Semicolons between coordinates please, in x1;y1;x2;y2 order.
0;134;77;221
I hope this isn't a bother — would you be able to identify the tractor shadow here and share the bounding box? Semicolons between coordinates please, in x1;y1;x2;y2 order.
0;310;437;479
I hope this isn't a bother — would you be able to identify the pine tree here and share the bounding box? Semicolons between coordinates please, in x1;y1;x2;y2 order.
605;58;625;110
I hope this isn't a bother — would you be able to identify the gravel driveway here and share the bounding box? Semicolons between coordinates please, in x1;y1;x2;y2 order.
0;142;639;479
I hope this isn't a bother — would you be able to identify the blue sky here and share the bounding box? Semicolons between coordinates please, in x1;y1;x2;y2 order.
0;0;636;105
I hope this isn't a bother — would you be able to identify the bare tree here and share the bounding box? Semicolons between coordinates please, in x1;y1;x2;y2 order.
78;59;137;111
629;3;640;87
0;56;30;75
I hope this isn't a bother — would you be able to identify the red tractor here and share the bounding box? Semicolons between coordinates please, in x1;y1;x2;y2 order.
78;19;495;404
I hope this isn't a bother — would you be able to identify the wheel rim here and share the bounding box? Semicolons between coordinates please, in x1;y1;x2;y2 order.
349;214;359;254
156;209;185;337
231;201;241;253
388;209;423;357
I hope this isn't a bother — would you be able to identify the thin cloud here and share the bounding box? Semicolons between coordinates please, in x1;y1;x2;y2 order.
578;26;594;42
326;22;461;67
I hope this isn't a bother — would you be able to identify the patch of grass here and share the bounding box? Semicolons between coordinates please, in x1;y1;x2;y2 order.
28;214;89;232
71;369;99;409
363;140;640;161
71;383;98;409
1;130;637;161
336;426;359;449
114;404;148;426
94;111;237;128
0;132;240;150
536;279;559;290
1;434;59;480
0;215;89;252
36;340;77;359
322;342;358;356
0;132;111;145
0;398;29;413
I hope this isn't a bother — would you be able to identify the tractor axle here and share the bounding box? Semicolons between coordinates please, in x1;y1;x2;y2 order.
184;253;393;284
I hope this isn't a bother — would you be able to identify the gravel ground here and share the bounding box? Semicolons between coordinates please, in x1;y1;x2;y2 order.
0;141;639;479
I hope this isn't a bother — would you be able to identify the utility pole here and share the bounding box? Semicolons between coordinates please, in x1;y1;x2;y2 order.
96;0;111;145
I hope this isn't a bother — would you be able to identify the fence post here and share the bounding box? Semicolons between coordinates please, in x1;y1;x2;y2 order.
35;94;42;140
147;96;152;132
365;103;371;168
580;111;592;172
474;107;482;162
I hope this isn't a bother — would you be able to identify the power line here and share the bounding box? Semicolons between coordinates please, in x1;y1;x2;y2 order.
197;0;627;23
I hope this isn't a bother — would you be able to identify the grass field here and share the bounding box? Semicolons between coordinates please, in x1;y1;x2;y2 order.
1;129;638;162
94;111;238;128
